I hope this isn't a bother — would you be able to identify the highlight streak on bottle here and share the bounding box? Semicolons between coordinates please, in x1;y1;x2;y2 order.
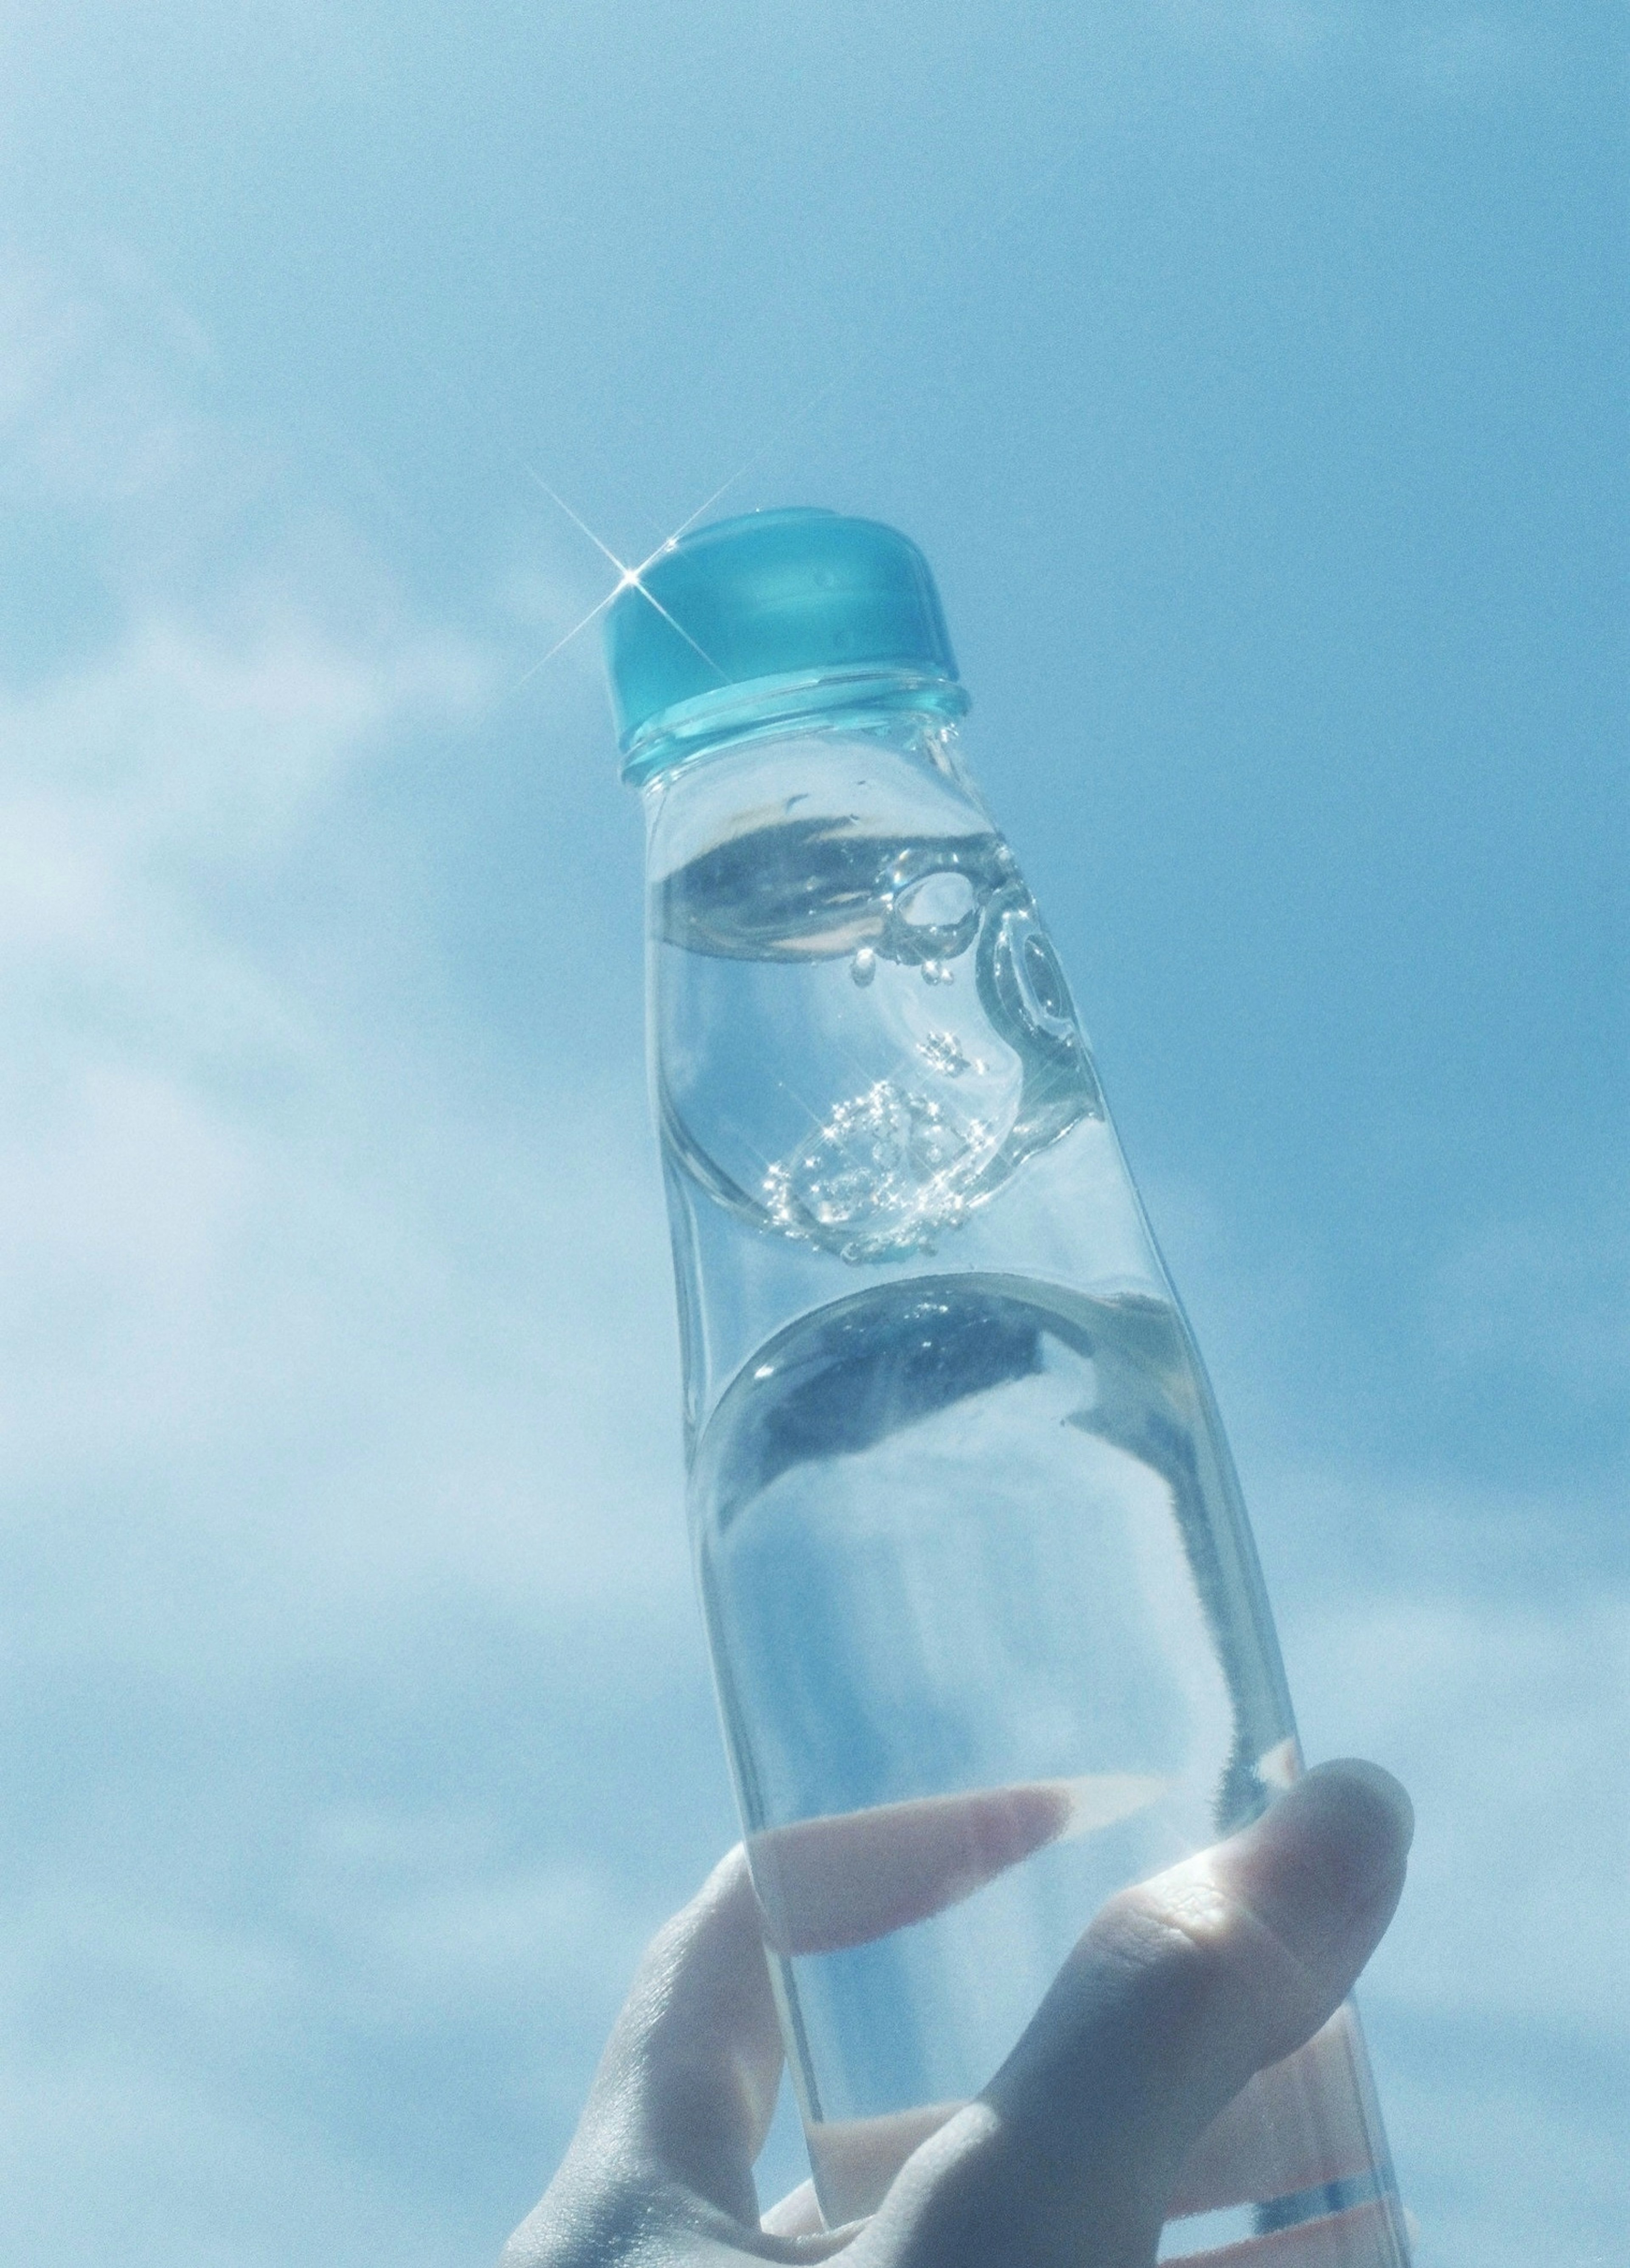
749;1774;1168;1957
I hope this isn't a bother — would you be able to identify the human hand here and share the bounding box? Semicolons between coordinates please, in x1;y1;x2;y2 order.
502;1760;1412;2268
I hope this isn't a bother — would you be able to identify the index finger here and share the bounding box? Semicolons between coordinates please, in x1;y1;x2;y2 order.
749;1772;1168;1955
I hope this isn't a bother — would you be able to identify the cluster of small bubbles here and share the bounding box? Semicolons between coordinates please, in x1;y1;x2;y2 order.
921;960;955;985
762;1081;1002;1262
850;947;877;988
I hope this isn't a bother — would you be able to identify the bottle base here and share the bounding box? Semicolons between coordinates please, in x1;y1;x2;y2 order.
1159;2178;1412;2264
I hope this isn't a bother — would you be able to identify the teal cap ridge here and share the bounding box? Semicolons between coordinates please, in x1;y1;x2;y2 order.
604;508;964;777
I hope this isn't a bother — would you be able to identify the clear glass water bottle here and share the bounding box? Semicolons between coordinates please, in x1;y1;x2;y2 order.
606;508;1411;2262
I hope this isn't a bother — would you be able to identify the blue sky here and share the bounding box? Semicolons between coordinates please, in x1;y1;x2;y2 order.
0;3;1623;2263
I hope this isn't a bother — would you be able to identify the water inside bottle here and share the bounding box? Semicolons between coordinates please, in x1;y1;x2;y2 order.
655;811;1104;1261
656;762;1407;2260
689;1274;1407;2259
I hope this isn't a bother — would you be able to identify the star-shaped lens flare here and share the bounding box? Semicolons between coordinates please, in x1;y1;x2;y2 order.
513;119;1085;702
516;469;724;693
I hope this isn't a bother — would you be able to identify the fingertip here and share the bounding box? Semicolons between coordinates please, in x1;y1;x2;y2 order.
1222;1757;1413;1977
1302;1758;1414;1856
1279;1759;1415;1898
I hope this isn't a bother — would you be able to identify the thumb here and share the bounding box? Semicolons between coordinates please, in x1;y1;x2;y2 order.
860;1760;1413;2268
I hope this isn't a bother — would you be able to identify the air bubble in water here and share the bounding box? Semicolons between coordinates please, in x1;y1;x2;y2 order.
919;1031;972;1077
921;960;954;985
851;947;877;987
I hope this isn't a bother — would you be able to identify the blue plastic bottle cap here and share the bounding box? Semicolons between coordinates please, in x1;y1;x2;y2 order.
604;507;964;772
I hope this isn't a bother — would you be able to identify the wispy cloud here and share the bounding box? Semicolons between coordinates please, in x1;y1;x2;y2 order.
0;248;714;2261
1425;1211;1630;1404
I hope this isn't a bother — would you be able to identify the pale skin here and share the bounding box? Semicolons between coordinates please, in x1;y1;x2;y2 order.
503;1759;1413;2268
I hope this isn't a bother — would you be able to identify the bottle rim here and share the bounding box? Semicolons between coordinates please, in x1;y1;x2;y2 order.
620;664;970;789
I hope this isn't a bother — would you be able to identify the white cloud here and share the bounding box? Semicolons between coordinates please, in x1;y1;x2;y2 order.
0;250;674;1679
1293;1583;1630;2032
0;660;684;1672
0;249;706;2262
1425;1210;1630;1402
1388;2048;1623;2268
0;243;222;517
0;2058;470;2268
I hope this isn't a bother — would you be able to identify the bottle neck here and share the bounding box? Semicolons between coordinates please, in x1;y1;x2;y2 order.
620;664;970;789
